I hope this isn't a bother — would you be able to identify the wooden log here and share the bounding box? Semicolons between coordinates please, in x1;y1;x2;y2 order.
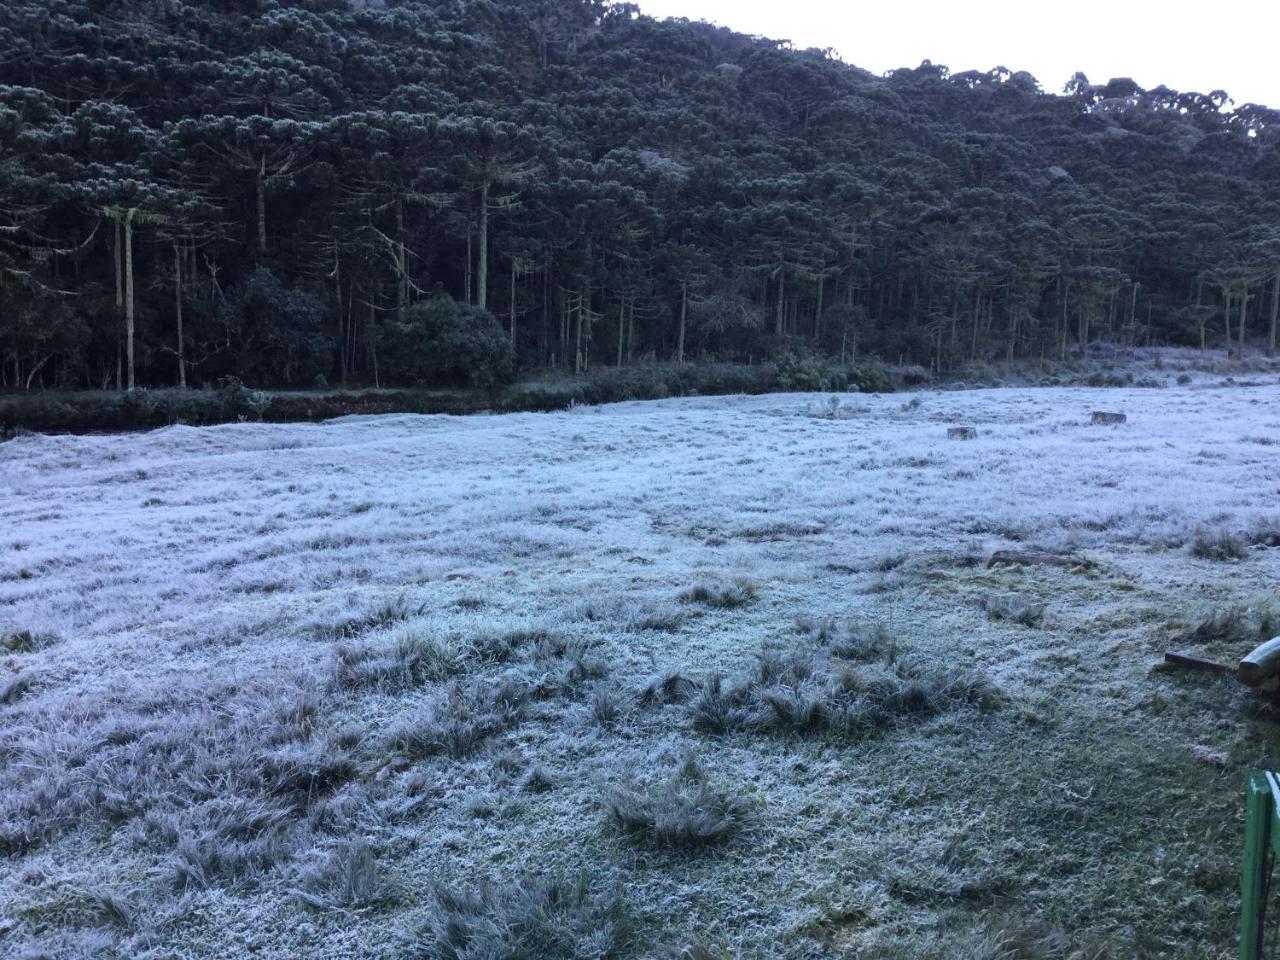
1164;651;1234;676
1091;411;1126;425
1239;637;1280;687
947;426;978;440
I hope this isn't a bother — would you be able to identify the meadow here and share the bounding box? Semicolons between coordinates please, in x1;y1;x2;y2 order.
2;376;1279;959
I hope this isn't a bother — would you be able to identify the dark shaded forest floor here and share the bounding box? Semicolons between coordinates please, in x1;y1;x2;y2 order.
4;346;1279;439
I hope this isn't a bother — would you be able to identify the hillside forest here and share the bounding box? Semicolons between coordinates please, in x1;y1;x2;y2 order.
3;0;1280;393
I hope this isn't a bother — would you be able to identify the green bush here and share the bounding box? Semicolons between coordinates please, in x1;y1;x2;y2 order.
378;297;515;390
222;269;334;387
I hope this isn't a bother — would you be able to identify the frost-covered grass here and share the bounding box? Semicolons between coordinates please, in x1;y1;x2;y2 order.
1;382;1279;958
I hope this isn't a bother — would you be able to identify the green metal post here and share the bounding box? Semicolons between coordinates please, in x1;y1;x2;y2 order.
1241;773;1272;960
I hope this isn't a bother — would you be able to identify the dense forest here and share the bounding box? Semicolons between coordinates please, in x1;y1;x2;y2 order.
2;0;1279;393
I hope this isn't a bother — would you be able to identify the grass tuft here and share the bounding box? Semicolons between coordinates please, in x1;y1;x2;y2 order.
689;650;999;739
1189;529;1248;562
412;873;621;960
384;678;532;760
638;671;700;707
677;578;758;609
604;758;753;849
981;595;1046;627
293;839;392;910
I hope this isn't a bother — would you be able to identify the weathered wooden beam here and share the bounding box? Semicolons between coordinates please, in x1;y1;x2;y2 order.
1164;651;1234;675
1239;637;1280;687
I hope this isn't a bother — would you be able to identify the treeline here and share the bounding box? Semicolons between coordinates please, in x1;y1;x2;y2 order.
2;0;1279;393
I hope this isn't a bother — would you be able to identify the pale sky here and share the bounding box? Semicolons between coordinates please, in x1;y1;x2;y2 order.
636;0;1280;107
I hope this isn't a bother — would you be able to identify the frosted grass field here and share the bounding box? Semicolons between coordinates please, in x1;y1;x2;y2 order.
2;381;1280;958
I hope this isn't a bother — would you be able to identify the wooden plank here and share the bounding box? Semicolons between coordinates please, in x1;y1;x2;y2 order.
1239;637;1280;687
1164;651;1234;675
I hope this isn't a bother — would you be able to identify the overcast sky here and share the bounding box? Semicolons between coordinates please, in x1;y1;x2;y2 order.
635;0;1280;107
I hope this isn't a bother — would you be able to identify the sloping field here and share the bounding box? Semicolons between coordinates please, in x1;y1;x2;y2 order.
2;384;1279;959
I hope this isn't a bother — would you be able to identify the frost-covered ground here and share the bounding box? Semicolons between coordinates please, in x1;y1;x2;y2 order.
2;382;1280;959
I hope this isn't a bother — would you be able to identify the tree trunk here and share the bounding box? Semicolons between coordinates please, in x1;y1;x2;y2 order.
626;298;635;362
476;178;490;310
1196;279;1205;351
1240;286;1249;356
368;298;379;389
574;291;584;373
1224;288;1232;351
115;219;124;391
616;295;626;367
395;198;407;322
333;239;345;384
124;209;136;391
1270;273;1279;356
256;155;268;254
174;240;186;388
815;272;825;340
775;273;785;336
464;227;473;304
676;281;687;363
510;256;518;346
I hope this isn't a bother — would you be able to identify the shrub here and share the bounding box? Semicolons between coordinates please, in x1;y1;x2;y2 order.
378;297;515;390
411;874;621;960
849;360;893;393
220;269;334;387
774;351;826;391
603;758;752;848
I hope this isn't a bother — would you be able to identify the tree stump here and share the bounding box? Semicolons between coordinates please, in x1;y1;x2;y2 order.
1091;411;1126;425
947;426;978;440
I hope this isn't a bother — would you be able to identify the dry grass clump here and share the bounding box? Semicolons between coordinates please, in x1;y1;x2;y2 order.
384;677;533;761
795;615;895;661
1;669;38;705
293;839;393;910
1184;605;1277;646
169;795;308;890
638;671;700;707
1244;517;1280;547
519;764;556;794
603;757;753;849
1;628;58;653
677;577;758;609
591;686;625;725
691;648;999;738
331;595;425;639
410;873;621;960
875;920;1112;960
0;674;345;873
1189;528;1248;562
980;595;1046;627
575;596;688;632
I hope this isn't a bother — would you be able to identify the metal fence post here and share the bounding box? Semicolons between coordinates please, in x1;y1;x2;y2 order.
1241;772;1273;960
